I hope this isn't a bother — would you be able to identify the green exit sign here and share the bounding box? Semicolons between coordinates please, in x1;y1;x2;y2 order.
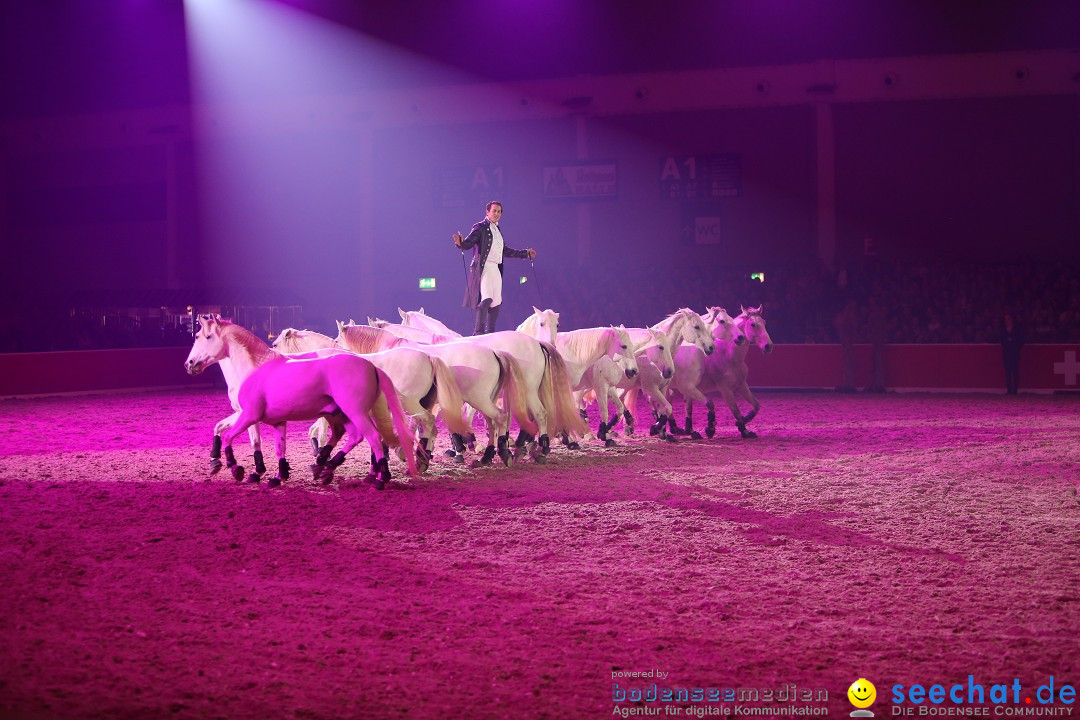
419;277;436;290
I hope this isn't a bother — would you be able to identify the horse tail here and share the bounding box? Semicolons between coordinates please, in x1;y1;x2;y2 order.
371;366;418;477
497;351;537;437
429;355;471;437
538;341;589;438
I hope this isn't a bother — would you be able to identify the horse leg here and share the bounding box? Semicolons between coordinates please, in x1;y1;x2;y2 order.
619;386;636;436
705;399;717;438
308;418;330;456
245;425;267;484
735;382;761;438
266;424;290;487
718;386;751;438
479;427;497;466
218;414;262;483
210;411;241;475
680;387;707;440
593;390;617;447
311;417;346;477
648;387;677;443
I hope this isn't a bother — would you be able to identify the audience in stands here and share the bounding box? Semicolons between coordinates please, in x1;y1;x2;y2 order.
1;260;1077;352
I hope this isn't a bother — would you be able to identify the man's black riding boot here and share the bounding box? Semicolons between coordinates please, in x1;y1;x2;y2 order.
485;303;501;334
473;299;492;336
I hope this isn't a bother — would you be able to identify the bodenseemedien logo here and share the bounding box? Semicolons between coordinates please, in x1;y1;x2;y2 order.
849;678;877;717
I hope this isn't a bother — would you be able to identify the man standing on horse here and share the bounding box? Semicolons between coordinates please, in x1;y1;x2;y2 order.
453;201;537;335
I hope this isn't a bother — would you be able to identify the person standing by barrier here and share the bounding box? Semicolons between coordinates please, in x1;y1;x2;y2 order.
1000;311;1024;395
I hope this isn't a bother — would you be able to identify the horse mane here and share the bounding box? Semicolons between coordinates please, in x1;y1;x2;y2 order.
218;319;277;364
516;313;541;334
651;308;695;334
557;327;611;362
338;324;398;353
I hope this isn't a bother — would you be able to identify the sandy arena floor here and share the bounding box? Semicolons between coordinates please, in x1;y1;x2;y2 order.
0;388;1077;720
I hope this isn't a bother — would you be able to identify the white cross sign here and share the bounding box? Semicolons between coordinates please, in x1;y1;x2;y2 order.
1053;350;1080;386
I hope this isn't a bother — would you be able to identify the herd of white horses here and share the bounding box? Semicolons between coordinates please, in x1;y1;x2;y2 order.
182;305;773;489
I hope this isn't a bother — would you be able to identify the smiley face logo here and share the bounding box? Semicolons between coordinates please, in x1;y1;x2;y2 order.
848;678;877;709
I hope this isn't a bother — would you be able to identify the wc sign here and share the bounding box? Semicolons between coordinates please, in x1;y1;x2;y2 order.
694;216;723;245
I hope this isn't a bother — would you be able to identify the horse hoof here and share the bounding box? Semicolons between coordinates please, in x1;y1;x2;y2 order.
309;463;322;477
443;449;457;458
209;459;222;475
267;476;282;488
705;426;716;438
468;459;481;470
690;431;703;440
604;439;617;448
532;453;548;464
566;442;581;451
649;425;661;436
416;459;429;475
245;473;262;484
624;427;634;437
454;454;465;464
498;451;513;467
663;434;678;443
745;431;759;439
231;465;245;482
319;471;334;486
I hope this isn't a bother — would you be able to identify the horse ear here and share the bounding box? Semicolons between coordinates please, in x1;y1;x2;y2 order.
533;305;541;315
336;320;345;333
398;307;407;320
418;307;425;315
366;316;376;326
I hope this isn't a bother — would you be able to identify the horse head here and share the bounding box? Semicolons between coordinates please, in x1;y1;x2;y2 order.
519;306;560;344
645;326;676;380
707;306;746;347
676;308;715;356
270;328;298;352
739;305;773;353
184;314;229;375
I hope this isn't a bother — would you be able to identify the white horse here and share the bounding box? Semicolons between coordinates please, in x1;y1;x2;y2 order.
271;327;470;473
685;305;773;439
381;321;587;460
336;323;534;467
515;307;641;448
184;315;416;488
398;307;463;338
617;308;713;439
592;324;680;441
667;307;746;438
515;306;561;344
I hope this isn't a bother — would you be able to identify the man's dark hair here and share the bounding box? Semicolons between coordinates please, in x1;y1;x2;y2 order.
485;201;502;212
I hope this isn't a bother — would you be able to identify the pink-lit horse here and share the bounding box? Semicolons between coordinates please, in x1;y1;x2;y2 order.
680;305;773;439
668;306;746;438
185;315;416;488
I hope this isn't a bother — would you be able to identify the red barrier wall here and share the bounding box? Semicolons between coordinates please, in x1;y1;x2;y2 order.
746;343;1080;392
1;344;1077;397
0;347;216;397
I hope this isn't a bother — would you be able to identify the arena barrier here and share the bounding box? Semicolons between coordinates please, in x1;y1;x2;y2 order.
0;344;1077;397
0;347;216;397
